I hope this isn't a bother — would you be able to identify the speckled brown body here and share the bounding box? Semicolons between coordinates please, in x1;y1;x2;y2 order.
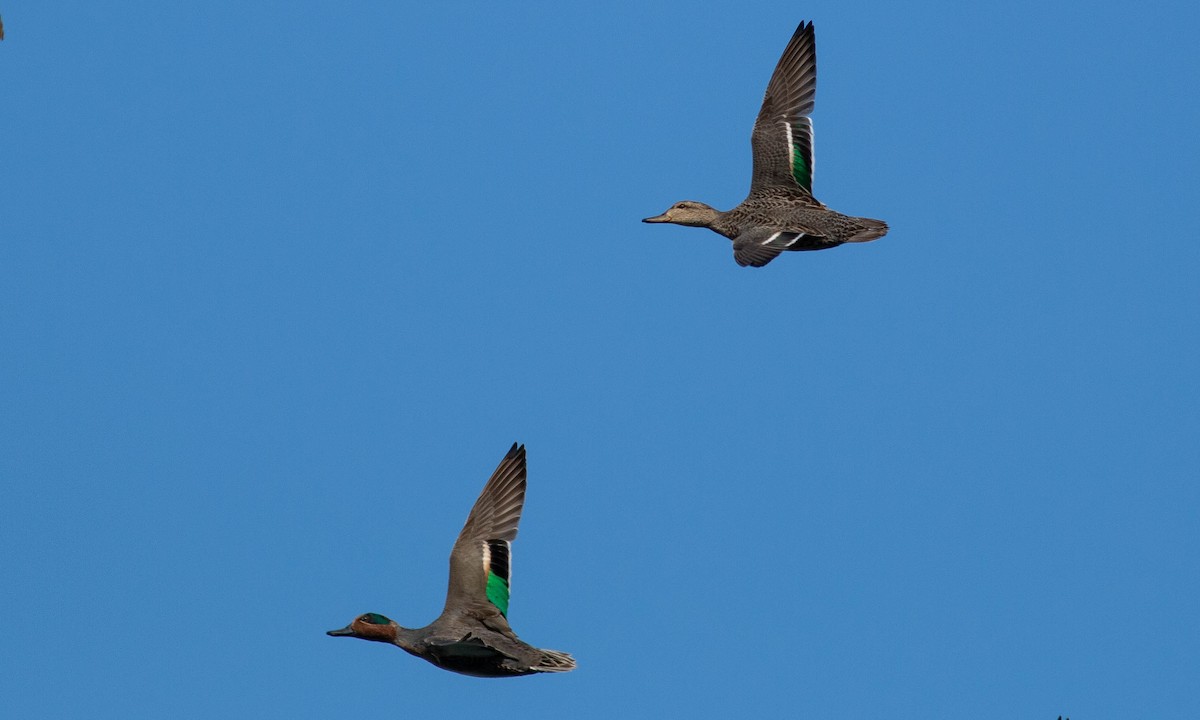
644;21;887;267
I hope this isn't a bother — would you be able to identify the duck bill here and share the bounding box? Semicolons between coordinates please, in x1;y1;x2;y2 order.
642;213;670;223
326;625;356;637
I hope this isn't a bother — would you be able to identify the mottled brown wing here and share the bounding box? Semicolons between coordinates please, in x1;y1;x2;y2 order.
749;21;817;196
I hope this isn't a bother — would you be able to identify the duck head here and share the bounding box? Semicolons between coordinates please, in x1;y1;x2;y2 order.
642;201;721;227
327;613;400;644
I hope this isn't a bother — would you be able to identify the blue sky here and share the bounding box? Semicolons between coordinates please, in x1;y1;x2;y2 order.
3;1;1199;717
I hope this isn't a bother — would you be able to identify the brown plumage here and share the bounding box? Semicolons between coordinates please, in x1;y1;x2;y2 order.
643;21;888;267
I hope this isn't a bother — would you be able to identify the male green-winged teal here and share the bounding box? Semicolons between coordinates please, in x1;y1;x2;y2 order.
327;443;575;677
644;21;888;267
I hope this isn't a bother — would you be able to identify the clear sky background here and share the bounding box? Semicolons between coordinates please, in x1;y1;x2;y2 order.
3;1;1199;717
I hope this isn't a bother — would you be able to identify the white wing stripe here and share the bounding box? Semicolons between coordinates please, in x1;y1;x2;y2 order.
783;121;794;170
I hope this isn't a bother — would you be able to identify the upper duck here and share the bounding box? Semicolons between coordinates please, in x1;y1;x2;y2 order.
643;21;888;267
327;443;575;677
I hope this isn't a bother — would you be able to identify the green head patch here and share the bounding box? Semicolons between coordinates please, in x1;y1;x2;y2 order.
362;613;392;625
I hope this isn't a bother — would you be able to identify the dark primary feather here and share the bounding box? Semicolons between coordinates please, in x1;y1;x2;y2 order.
750;21;817;195
443;443;527;615
732;237;784;267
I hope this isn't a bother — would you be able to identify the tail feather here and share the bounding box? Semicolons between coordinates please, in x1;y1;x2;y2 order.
846;217;888;243
534;648;576;673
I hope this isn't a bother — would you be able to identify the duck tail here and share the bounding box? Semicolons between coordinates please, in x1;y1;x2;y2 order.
533;648;577;673
846;217;888;243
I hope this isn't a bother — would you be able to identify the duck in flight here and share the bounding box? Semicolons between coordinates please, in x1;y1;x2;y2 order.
327;443;575;677
643;21;888;267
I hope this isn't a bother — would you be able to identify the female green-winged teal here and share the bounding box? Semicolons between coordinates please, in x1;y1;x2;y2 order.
327;443;575;677
644;21;888;267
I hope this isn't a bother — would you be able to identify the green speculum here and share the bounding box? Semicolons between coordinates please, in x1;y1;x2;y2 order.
792;144;811;191
486;572;510;616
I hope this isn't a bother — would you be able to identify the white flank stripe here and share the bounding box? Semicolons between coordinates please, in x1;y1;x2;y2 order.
761;231;781;246
784;234;802;248
784;121;794;167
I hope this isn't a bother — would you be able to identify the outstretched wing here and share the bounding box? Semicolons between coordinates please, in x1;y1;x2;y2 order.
443;443;526;619
749;21;817;196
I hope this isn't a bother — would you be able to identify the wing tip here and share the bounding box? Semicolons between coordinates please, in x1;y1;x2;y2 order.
733;246;780;268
